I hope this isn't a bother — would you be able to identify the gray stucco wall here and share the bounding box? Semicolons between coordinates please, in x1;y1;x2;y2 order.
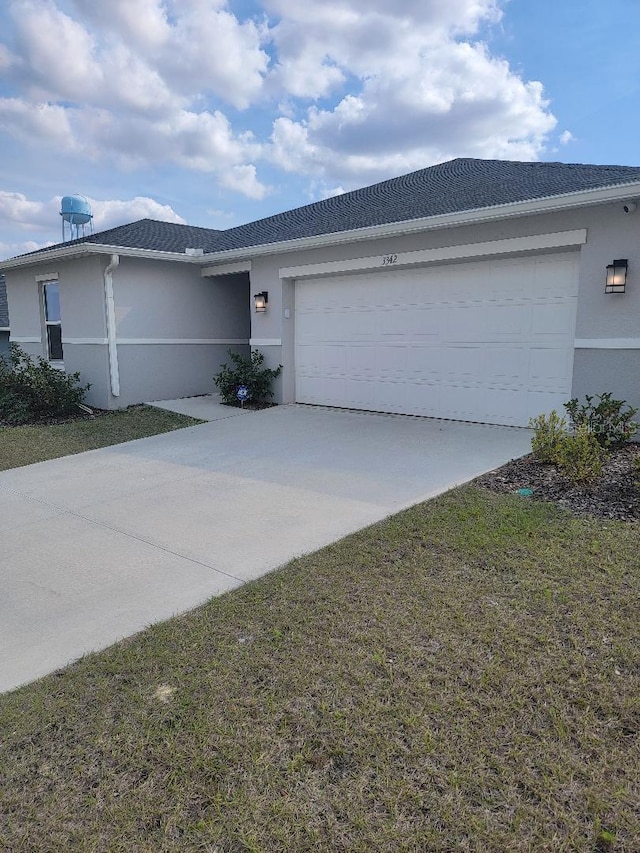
6;255;107;344
5;254;250;409
6;255;112;407
116;343;247;407
572;349;639;409
111;259;250;407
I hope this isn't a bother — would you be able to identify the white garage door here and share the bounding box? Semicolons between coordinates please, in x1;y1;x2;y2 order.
295;252;579;426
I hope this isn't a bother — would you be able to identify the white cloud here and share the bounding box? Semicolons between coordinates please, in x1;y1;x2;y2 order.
0;189;185;254
0;238;55;260
0;190;60;230
0;0;561;211
71;0;172;51
90;197;186;230
219;164;269;199
266;0;556;185
67;0;270;111
560;130;575;145
0;98;77;149
319;185;346;199
0;0;269;197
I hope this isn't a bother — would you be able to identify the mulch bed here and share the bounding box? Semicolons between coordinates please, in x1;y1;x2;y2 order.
221;401;277;410
475;443;640;522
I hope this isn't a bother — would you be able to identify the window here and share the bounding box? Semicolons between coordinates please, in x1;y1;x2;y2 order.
43;281;63;361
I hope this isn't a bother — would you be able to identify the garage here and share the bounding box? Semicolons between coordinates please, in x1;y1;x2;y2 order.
295;251;579;427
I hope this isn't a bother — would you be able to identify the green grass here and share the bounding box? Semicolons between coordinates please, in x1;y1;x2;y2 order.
0;406;202;470
0;488;638;852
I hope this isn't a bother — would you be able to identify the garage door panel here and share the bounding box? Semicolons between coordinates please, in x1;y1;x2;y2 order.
481;347;531;386
527;348;574;390
377;345;409;377
445;304;530;342
534;254;580;296
295;252;578;426
531;301;577;337
346;345;377;376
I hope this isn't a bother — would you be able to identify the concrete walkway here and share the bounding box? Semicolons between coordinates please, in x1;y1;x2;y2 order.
0;404;531;693
148;393;252;422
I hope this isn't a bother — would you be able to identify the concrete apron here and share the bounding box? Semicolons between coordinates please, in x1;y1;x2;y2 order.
0;404;531;693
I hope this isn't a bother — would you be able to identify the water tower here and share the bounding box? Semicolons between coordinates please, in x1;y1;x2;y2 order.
60;194;93;242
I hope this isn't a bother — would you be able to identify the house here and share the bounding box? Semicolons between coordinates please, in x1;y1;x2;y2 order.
2;158;640;427
0;274;9;358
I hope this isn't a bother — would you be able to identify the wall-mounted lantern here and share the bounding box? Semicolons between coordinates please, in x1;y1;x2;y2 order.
253;291;268;312
605;259;628;294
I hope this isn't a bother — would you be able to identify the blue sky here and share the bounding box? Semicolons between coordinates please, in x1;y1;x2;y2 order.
0;0;638;260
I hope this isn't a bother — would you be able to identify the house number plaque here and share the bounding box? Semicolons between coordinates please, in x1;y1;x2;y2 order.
381;253;398;266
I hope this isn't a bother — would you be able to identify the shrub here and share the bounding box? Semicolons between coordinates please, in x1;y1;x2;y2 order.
554;425;607;487
213;349;282;406
564;392;638;447
529;410;567;464
0;343;91;425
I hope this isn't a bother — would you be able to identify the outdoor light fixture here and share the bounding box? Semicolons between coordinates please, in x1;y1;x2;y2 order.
253;291;268;312
605;259;628;294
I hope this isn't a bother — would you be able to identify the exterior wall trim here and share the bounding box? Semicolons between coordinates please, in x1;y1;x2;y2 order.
62;337;109;345
34;272;59;282
0;326;10;332
115;338;248;345
279;230;588;280
11;336;41;343
250;338;282;346
201;260;252;277
574;338;640;349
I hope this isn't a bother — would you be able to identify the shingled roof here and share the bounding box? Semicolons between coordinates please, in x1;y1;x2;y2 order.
9;158;640;261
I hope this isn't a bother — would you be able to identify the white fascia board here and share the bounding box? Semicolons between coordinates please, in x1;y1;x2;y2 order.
201;260;252;277
280;230;587;280
195;181;640;266
1;242;208;270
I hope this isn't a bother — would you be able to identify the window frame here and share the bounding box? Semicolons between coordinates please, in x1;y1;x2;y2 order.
41;278;64;363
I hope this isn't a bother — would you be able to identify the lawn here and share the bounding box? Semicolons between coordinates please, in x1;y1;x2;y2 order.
0;405;202;471
0;487;637;852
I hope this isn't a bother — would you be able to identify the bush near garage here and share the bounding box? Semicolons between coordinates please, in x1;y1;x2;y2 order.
564;392;638;447
553;425;607;487
213;349;282;407
529;392;638;489
529;410;568;464
0;343;91;425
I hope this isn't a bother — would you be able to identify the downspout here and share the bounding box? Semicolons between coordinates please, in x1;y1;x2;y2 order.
104;254;120;397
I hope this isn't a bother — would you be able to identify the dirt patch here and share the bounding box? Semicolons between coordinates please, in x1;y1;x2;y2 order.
475;443;640;521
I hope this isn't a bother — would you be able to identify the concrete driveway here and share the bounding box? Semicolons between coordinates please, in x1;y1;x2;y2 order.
0;405;531;693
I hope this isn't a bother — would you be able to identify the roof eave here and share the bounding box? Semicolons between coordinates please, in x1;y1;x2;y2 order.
0;242;205;270
2;178;640;271
197;179;640;265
